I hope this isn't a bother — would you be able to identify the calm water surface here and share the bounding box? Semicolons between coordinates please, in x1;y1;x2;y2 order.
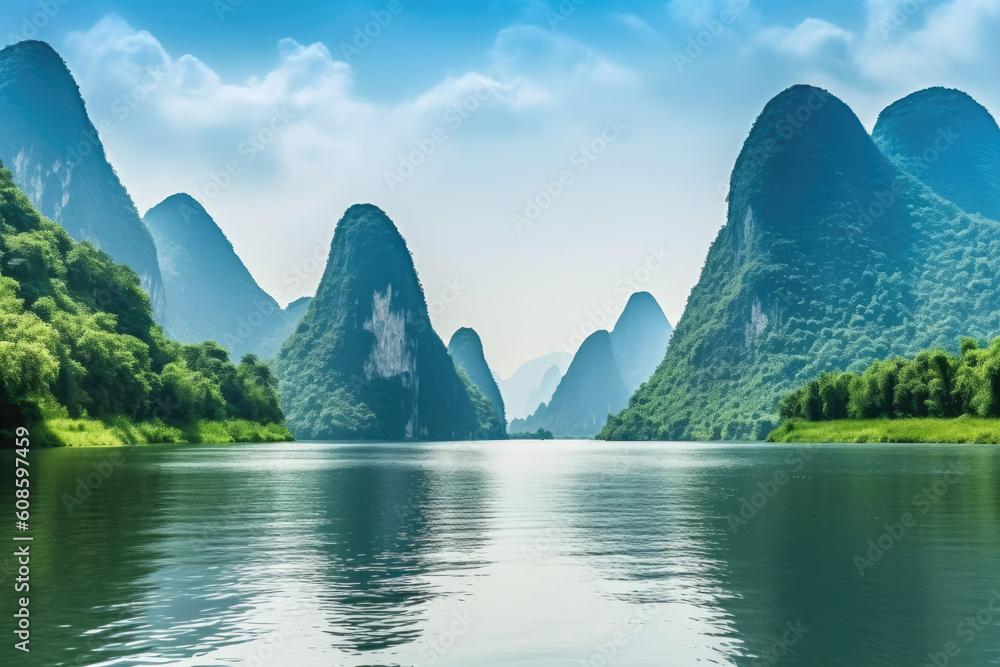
2;441;1000;666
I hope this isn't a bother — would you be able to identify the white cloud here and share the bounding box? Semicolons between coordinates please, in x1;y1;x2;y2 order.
64;14;169;93
612;13;659;37
742;0;1000;91
757;18;854;59
65;14;635;141
491;25;640;89
857;0;1000;84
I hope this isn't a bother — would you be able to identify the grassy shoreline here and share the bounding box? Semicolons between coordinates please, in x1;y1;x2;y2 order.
767;417;1000;444
27;417;293;447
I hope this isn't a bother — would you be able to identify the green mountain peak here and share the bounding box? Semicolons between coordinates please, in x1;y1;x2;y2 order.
274;204;504;441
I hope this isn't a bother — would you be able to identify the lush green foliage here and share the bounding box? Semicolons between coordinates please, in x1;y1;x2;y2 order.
767;416;1000;444
509;428;555;440
776;338;1000;422
34;415;292;447
601;85;1000;441
0;40;165;313
0;163;288;443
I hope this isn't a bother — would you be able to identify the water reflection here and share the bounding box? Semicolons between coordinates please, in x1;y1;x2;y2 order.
1;442;999;666
0;446;168;666
310;445;492;653
704;445;1000;665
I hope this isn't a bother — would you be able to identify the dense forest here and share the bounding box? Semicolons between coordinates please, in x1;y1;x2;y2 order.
0;162;289;444
601;86;1000;441
777;337;1000;422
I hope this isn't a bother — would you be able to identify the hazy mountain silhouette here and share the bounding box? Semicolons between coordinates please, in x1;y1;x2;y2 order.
511;330;629;437
610;291;673;394
144;194;307;359
498;352;571;421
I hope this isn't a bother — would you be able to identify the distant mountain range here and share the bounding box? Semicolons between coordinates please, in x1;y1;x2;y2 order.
498;352;572;422
511;330;630;437
603;85;1000;440
273;204;505;441
0;41;165;316
511;292;671;437
144;194;307;360
13;39;999;444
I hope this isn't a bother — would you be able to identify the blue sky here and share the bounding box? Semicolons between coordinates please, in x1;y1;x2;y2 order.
3;0;999;375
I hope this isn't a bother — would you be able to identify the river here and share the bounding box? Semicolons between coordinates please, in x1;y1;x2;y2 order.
1;440;998;666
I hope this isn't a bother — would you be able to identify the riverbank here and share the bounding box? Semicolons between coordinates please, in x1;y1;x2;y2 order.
27;417;293;447
767;417;1000;444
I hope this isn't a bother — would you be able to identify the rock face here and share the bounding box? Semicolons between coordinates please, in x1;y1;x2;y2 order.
274;204;504;441
510;330;630;437
448;327;506;428
498;352;571;421
609;291;673;394
0;40;165;316
144;194;301;359
602;85;1000;441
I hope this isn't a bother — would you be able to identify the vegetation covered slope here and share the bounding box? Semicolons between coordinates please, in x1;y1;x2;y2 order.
873;87;1000;220
609;291;673;394
601;85;1000;441
511;330;629;437
273;204;503;441
144;194;304;359
0;40;165;316
448;327;506;428
258;296;313;358
0;162;288;445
